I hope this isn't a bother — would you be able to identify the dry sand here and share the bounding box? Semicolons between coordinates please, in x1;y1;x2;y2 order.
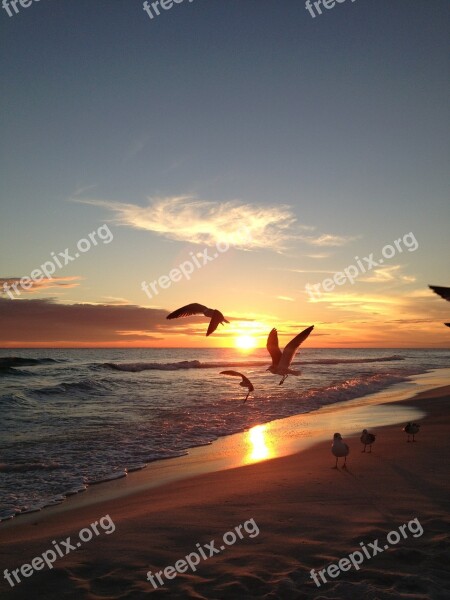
1;385;449;599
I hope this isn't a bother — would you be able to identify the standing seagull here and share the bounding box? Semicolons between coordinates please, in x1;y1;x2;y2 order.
166;303;229;336
332;433;349;469
220;371;254;402
360;429;376;453
428;285;450;327
404;422;420;442
266;325;314;384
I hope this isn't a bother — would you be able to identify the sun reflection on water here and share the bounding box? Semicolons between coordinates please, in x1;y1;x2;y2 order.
245;424;274;463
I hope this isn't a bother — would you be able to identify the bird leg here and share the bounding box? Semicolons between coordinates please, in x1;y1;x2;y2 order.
279;375;287;385
333;457;338;469
342;456;348;470
243;391;250;403
362;446;366;453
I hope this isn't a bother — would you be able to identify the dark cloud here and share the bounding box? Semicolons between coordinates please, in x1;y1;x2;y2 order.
0;297;173;345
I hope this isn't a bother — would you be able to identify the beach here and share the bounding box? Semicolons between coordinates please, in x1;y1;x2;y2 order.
1;378;449;599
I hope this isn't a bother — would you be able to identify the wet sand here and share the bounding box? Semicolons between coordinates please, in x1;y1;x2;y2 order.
0;380;449;599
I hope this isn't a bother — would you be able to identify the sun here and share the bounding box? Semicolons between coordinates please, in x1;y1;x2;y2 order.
235;335;256;350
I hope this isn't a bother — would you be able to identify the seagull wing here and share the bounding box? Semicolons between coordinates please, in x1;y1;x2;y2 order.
166;303;209;319
429;285;450;301
206;310;224;336
220;370;254;390
278;325;314;370
266;329;282;368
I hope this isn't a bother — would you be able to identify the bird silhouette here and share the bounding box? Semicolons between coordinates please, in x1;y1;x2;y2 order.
429;285;450;327
360;429;376;453
220;370;254;402
404;422;420;442
166;303;229;336
266;325;314;384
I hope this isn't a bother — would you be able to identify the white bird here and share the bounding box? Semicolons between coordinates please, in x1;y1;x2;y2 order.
360;429;376;453
429;285;450;327
220;370;254;402
266;325;314;385
332;433;349;469
404;422;420;442
166;303;229;336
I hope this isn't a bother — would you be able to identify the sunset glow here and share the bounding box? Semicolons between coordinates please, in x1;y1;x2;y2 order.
235;335;257;351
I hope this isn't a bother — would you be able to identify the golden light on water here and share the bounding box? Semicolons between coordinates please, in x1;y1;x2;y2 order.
245;424;273;463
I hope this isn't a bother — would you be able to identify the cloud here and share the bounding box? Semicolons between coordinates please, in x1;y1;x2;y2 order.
305;253;331;259
0;277;82;297
275;268;336;274
76;196;297;251
359;265;416;284
276;295;295;302
299;233;359;247
75;195;356;254
0;297;169;345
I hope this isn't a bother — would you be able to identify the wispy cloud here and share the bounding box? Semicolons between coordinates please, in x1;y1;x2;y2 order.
274;268;336;274
360;265;416;284
74;195;356;253
299;233;359;247
0;276;82;296
305;253;331;259
75;196;296;251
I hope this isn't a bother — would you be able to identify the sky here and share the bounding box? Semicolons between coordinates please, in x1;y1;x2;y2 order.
1;0;449;348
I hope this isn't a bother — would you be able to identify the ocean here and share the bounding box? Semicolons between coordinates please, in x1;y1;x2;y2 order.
1;347;449;522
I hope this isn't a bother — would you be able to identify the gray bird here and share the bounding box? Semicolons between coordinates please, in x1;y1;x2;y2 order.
332;433;349;469
360;429;376;453
220;370;254;402
266;325;314;385
166;303;229;336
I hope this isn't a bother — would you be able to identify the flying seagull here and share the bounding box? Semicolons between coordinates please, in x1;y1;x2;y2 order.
220;371;254;402
360;429;376;453
429;285;450;327
266;325;314;384
404;422;420;442
332;433;349;469
166;303;229;336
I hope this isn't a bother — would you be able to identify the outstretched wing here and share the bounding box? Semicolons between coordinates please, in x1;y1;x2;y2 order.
166;303;208;319
429;285;450;301
220;371;254;391
266;329;282;368
220;370;245;377
206;310;223;336
278;325;314;370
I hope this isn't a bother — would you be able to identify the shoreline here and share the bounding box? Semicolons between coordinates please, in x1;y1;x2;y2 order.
2;367;449;528
1;378;449;598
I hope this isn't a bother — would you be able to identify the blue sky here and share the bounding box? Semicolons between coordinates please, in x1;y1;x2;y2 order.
1;0;449;347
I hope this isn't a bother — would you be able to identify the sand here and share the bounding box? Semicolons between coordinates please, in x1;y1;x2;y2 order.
1;384;449;599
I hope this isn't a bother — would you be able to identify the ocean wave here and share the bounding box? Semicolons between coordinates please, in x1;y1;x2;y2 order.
99;355;404;372
0;391;34;405
301;372;411;406
302;355;405;365
0;461;63;473
36;378;114;395
0;356;60;369
0;367;32;377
